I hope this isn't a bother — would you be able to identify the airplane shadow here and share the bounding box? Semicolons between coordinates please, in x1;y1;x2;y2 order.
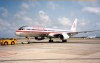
20;41;100;44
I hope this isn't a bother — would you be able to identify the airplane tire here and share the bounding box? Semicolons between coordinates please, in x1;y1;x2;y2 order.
49;40;53;43
62;40;67;43
21;42;24;44
27;42;30;44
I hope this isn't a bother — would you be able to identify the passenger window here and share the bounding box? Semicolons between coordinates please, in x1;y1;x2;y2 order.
32;29;35;30
27;29;31;30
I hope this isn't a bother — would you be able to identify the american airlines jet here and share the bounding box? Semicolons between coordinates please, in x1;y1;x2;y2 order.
15;18;99;43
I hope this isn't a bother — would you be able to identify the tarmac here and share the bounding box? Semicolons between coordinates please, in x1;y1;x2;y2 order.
0;38;100;63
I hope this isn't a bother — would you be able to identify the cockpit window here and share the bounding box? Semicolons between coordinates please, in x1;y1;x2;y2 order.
18;26;27;30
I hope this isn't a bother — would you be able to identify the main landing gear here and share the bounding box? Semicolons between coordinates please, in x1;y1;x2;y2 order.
49;37;53;43
62;39;67;42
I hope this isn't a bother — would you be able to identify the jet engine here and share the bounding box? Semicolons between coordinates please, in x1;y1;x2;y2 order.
59;33;69;40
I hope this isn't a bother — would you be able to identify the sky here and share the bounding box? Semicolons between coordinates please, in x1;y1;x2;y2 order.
0;0;100;38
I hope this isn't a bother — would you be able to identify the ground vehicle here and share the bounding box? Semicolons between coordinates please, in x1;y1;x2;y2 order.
0;38;16;45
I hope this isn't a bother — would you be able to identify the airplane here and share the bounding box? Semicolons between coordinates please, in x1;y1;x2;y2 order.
15;18;99;43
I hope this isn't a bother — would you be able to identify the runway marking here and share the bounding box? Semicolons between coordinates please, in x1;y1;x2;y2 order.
1;58;100;62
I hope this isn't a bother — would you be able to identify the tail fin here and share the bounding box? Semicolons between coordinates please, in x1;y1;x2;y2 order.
70;18;77;32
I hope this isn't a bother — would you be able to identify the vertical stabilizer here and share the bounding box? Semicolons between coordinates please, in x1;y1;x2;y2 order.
70;18;77;32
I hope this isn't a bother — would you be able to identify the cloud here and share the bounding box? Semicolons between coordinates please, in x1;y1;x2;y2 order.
0;7;8;17
0;18;16;38
77;18;92;31
0;7;17;37
82;7;100;14
80;22;86;26
14;3;34;26
23;16;33;22
47;2;56;10
0;3;33;38
58;17;72;26
96;22;100;26
79;19;87;26
15;11;33;22
39;11;49;21
38;10;51;26
15;3;30;18
15;11;26;19
15;3;51;27
78;0;99;7
15;3;52;27
0;19;10;30
47;2;62;10
21;3;29;10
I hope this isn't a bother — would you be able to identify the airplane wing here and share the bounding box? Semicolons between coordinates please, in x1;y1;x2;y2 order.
76;30;100;33
67;30;100;36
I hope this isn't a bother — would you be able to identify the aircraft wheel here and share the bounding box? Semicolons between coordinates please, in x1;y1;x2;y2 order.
49;40;53;43
62;40;67;43
27;42;30;44
21;42;24;44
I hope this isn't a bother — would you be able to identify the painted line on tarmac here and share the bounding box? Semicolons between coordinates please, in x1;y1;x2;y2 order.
0;58;100;62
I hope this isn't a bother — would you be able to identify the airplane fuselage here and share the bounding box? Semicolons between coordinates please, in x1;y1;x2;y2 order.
16;27;69;37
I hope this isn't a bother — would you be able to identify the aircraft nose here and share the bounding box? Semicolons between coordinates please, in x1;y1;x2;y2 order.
15;32;21;36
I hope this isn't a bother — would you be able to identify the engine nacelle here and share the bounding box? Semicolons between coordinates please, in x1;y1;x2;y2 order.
60;33;69;40
35;37;45;40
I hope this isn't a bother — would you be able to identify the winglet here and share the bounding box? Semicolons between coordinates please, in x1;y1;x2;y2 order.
70;18;78;32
